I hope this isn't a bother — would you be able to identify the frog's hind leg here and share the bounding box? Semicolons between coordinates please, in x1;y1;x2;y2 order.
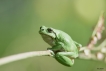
54;54;74;67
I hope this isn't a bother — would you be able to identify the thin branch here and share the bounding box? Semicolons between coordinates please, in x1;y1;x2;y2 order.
87;11;105;49
91;39;106;51
79;11;106;63
0;50;52;66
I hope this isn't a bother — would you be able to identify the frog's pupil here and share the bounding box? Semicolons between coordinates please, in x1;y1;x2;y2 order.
47;28;52;33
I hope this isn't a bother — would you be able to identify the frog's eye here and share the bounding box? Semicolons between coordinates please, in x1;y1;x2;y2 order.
47;28;53;33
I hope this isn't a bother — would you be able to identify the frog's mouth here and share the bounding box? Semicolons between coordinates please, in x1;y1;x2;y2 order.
39;31;56;39
42;34;53;39
39;32;53;38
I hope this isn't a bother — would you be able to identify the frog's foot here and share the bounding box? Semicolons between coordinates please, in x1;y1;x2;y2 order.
47;49;55;57
47;47;52;50
79;44;82;48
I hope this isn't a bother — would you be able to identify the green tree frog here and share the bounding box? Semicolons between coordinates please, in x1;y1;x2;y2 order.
39;26;82;67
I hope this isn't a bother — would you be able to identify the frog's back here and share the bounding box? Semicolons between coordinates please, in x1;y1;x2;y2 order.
58;30;74;45
57;30;78;52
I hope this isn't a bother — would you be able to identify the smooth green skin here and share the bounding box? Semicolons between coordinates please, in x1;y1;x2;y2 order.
39;26;82;67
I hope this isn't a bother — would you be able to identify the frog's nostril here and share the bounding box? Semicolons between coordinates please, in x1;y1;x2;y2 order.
40;26;42;29
40;27;44;31
40;26;45;31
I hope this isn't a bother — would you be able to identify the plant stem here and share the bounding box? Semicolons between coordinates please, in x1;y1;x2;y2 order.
0;50;52;66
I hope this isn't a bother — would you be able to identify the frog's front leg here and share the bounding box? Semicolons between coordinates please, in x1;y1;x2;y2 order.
47;42;63;51
74;41;82;47
55;52;75;67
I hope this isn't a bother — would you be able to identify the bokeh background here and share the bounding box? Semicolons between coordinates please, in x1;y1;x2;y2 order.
0;0;106;71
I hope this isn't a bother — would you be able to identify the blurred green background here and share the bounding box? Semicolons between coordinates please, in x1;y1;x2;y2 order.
0;0;106;71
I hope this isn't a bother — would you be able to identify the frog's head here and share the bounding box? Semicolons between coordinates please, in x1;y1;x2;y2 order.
39;26;57;39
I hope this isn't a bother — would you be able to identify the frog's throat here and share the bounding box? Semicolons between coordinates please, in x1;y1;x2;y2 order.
40;33;55;39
